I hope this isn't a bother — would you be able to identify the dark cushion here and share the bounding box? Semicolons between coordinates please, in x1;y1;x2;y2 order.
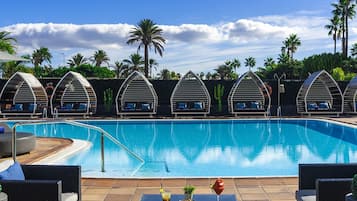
0;127;4;134
0;162;25;180
65;103;74;110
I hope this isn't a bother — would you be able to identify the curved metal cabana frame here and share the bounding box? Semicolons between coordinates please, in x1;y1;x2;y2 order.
343;75;357;114
0;72;48;117
170;70;211;117
50;71;97;117
296;70;343;115
227;71;271;116
115;71;158;117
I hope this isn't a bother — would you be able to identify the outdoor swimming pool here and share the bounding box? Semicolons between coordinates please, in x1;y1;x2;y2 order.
7;119;357;178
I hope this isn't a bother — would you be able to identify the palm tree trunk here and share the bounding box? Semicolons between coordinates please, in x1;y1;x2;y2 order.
345;14;349;57
144;45;149;78
334;38;337;54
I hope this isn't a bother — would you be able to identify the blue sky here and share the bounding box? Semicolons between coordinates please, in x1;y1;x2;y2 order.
0;0;351;76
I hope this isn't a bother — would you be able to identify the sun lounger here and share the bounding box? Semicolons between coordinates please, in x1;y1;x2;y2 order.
296;163;357;201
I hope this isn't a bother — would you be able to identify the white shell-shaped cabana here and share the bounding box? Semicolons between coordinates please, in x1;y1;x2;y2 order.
170;71;211;117
228;71;271;116
50;71;97;116
296;70;343;115
116;71;158;117
0;72;48;117
343;75;357;114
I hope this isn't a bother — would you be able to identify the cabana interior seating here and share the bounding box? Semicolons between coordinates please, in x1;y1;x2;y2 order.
296;70;343;115
343;75;357;114
116;71;158;117
170;71;211;116
227;71;271;116
50;71;97;117
0;72;48;117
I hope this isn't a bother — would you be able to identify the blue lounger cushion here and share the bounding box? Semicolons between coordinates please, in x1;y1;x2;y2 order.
124;103;136;110
250;102;260;109
13;104;23;111
307;102;318;110
0;161;25;180
318;102;330;110
78;103;87;110
141;103;151;111
64;103;74;110
177;102;187;110
193;102;203;109
235;102;246;110
28;103;37;112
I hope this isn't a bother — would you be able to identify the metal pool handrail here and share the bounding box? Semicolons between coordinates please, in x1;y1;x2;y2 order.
11;120;144;172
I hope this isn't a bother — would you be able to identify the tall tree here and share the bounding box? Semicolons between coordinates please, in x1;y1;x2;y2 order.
123;53;144;73
282;34;301;60
215;64;233;80
264;57;275;67
0;31;17;54
113;61;128;78
32;47;52;77
127;19;166;78
351;43;357;57
332;0;356;57
244;57;256;70
67;53;88;67
149;58;158;78
91;49;110;67
325;15;341;54
157;68;171;80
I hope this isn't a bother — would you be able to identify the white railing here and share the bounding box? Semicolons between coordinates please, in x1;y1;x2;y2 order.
11;120;144;172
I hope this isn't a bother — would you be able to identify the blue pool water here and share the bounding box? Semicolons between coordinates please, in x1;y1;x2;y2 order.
7;119;357;178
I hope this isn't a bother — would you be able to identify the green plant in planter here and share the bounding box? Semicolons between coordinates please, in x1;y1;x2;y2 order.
214;84;224;112
353;174;357;199
103;88;113;112
183;184;195;201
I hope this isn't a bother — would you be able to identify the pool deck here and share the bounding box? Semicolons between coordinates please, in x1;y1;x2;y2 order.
3;116;357;201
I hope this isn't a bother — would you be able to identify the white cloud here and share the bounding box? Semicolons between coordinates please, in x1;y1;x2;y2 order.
0;13;342;75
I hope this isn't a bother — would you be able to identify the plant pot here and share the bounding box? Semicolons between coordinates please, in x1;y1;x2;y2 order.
346;193;357;201
184;193;193;201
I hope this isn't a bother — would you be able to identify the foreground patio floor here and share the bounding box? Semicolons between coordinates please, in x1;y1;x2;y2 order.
81;177;297;201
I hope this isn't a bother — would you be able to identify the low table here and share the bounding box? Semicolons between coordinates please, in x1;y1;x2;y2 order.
141;194;237;201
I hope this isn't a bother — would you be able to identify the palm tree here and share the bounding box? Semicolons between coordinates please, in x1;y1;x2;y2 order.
67;53;88;67
215;64;233;80
157;68;171;80
113;61;128;78
332;0;356;57
123;53;144;73
244;57;256;70
264;57;275;67
282;34;301;60
0;31;17;54
325;15;341;54
127;19;166;78
351;43;357;57
225;58;241;74
32;47;52;77
149;58;158;78
91;50;110;67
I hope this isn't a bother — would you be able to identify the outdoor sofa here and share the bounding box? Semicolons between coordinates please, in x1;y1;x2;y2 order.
296;163;356;201
0;163;81;201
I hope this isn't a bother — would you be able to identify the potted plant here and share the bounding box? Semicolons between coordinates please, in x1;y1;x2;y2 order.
346;174;357;201
183;184;195;201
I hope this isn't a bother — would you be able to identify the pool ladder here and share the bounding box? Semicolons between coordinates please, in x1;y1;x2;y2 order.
10;120;144;172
